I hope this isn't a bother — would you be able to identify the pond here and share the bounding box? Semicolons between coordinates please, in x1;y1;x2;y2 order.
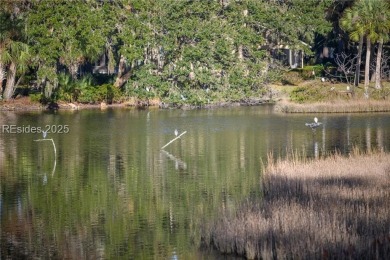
1;106;390;259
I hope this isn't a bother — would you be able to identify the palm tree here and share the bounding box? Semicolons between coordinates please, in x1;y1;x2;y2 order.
340;0;390;96
1;41;29;100
0;39;10;97
340;5;364;91
0;6;30;100
372;1;390;89
0;15;13;98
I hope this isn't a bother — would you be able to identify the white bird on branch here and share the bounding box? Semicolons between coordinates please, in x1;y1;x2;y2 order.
42;130;48;139
305;117;322;131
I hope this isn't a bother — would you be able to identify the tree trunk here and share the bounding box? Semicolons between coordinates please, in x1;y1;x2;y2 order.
69;62;78;80
3;61;16;100
114;55;126;87
114;55;132;88
370;44;375;83
354;35;363;87
237;9;248;62
114;71;132;88
106;42;115;75
364;38;371;96
238;45;243;61
0;62;5;97
375;38;383;89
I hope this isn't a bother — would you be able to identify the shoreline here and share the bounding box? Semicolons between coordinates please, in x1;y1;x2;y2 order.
1;96;390;113
274;99;390;113
0;97;271;112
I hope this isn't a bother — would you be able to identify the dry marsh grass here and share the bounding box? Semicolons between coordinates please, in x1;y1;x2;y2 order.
202;151;390;259
275;99;390;113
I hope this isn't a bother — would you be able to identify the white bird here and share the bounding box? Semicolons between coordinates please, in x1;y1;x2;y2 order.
174;129;178;136
305;117;322;131
42;130;48;139
321;77;326;82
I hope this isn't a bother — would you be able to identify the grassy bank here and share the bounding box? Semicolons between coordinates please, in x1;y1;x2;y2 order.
201;150;390;259
274;99;390;113
271;80;390;113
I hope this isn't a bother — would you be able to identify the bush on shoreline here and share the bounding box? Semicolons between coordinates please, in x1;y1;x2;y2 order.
201;150;390;259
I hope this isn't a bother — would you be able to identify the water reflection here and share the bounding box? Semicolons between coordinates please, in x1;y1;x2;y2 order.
1;107;390;258
161;150;187;171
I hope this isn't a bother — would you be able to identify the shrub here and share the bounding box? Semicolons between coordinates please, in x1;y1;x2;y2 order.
301;65;325;79
29;93;44;103
56;72;75;102
290;85;327;103
370;86;390;100
281;70;304;85
281;65;326;85
78;84;122;104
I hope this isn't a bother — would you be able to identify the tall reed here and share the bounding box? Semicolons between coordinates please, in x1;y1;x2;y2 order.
202;151;390;259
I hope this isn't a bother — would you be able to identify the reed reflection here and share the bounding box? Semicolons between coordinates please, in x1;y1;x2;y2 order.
1;107;390;259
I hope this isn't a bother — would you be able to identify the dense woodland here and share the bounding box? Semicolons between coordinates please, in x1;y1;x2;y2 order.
1;0;389;105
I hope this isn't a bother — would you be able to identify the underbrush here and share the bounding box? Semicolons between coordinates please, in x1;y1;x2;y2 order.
23;72;272;107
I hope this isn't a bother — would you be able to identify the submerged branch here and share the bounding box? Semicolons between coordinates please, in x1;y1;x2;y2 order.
34;138;57;157
160;149;187;170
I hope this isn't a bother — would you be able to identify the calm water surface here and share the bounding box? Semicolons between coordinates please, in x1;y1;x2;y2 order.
1;106;390;259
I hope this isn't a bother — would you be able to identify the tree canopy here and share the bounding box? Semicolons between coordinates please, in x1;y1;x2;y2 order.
7;0;389;104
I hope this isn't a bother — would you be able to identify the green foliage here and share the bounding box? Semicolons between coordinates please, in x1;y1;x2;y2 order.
3;0;336;103
0;3;31;100
281;71;304;85
27;0;108;66
281;65;326;85
125;65;161;99
28;93;42;103
78;84;122;104
341;0;390;44
290;85;327;103
295;65;326;80
302;65;324;78
53;73;121;104
370;85;390;100
56;72;74;102
340;0;390;90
